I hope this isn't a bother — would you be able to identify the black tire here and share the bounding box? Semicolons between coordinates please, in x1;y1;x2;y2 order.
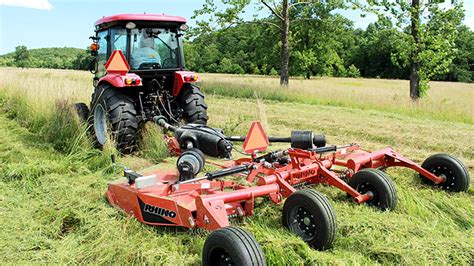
282;189;337;250
73;102;89;123
178;84;208;124
89;84;139;154
348;169;397;211
202;226;266;266
420;153;470;192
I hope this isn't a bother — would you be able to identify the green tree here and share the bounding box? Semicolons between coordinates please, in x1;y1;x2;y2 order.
193;0;345;86
439;25;473;82
350;23;410;79
14;45;30;68
353;0;464;99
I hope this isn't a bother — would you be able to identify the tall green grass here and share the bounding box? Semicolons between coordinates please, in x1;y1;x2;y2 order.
200;74;474;124
0;91;115;172
202;83;474;124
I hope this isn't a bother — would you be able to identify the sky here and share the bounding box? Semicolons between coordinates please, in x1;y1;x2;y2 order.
0;0;473;54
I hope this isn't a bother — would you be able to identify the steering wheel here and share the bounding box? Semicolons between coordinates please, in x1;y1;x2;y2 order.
138;62;161;70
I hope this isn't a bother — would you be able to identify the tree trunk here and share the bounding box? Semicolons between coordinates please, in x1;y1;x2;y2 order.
280;0;290;86
410;0;421;100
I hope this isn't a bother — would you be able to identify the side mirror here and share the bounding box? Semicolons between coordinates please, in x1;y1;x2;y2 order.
89;58;98;74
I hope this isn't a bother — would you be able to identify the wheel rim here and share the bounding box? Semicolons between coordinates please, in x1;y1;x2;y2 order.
209;247;234;266
93;104;108;145
356;182;380;207
289;205;317;241
430;165;456;190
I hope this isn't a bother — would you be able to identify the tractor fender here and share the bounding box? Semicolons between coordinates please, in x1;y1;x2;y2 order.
172;71;201;96
98;73;142;88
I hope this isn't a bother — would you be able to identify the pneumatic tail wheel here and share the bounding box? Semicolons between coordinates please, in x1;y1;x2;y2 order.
348;169;397;211
202;226;266;266
282;189;337;250
420;154;470;192
89;84;139;154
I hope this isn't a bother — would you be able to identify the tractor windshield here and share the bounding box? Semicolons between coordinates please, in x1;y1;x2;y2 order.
130;28;181;70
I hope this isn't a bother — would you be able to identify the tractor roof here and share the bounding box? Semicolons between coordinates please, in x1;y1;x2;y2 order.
95;14;186;28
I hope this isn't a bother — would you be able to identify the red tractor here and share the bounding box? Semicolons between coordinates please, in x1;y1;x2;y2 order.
77;14;208;153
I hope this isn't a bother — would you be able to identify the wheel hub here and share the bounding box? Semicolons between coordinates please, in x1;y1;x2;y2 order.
93;104;108;145
293;206;316;238
212;249;234;266
357;183;380;207
431;166;455;190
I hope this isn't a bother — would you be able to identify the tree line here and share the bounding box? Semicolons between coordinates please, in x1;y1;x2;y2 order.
185;21;472;83
0;46;92;70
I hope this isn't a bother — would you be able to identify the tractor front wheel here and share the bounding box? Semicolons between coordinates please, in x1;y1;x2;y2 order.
73;102;89;123
89;85;139;154
202;226;266;266
420;154;470;192
348;169;397;211
282;189;337;250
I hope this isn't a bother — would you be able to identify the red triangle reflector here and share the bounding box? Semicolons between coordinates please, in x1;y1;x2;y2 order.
243;121;269;154
105;50;130;74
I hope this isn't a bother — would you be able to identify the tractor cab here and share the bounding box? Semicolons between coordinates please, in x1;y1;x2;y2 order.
91;14;188;80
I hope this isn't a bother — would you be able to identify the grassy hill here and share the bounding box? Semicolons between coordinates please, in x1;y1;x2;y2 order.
0;47;87;69
0;67;473;264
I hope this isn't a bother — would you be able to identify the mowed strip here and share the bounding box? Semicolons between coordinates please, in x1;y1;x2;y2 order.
0;114;201;264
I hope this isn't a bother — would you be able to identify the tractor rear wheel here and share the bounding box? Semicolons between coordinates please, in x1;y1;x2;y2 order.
89;84;139;154
420;154;470;192
348;169;397;211
282;189;337;250
202;226;266;266
178;84;208;124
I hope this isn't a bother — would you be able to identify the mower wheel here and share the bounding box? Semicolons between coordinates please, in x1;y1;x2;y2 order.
348;169;397;211
202;226;266;266
420;154;470;192
74;102;89;123
178;84;208;125
89;84;139;154
282;189;337;250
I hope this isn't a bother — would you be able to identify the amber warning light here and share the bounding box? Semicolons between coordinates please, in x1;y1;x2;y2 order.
90;43;100;52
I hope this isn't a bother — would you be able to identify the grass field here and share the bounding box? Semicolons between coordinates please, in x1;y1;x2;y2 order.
0;67;473;264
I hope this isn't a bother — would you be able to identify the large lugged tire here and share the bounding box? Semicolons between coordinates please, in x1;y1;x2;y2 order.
178;84;208;124
73;102;89;123
89;84;139;154
348;169;397;211
202;226;266;266
420;153;470;192
282;189;337;250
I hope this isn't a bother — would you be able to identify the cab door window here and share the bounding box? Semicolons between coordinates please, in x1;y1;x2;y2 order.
95;30;108;78
111;28;128;54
